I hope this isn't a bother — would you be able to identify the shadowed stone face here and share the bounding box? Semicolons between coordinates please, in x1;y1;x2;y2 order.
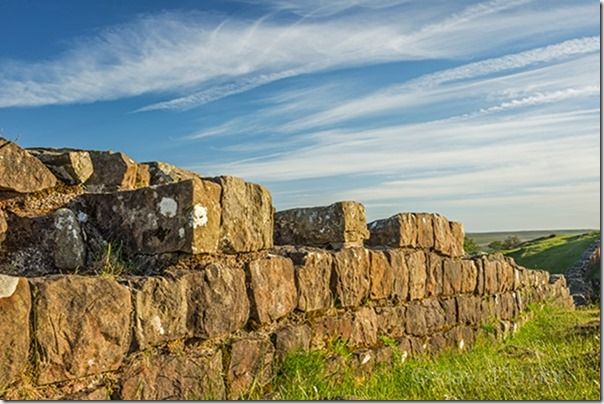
84;150;138;192
27;148;94;185
0;138;57;193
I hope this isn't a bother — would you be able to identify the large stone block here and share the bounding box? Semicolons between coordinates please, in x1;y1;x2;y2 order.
406;298;445;336
210;176;273;253
415;213;434;249
27;148;94;185
85;178;221;255
498;260;515;292
450;222;465;257
247;256;296;324
425;252;443;297
407;251;427;300
275;246;333;312
442;258;463;296
120;349;225;400
367;213;417;248
274;201;368;248
227;335;275;400
132;276;188;349
385;249;409;303
142;161;200;186
52;208;86;271
0;138;57;193
332;247;370;307
440;297;457;327
182;264;249;338
456;295;481;325
460;259;478;294
84;150;138;192
273;324;312;361
0;275;31;387
350;307;378;348
375;306;406;338
483;258;498;294
369;250;394;300
33;276;132;384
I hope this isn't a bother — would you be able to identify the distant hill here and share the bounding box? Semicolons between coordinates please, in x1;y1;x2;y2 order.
467;229;596;249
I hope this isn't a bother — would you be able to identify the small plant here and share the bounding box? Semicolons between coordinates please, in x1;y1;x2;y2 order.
96;242;133;279
328;338;351;358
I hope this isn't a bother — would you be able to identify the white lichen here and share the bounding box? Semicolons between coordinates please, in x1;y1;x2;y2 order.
190;204;208;228
158;197;178;218
77;211;88;223
0;275;18;299
151;315;165;335
178;228;185;238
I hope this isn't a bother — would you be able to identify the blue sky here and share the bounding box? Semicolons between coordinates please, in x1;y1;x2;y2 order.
0;0;599;231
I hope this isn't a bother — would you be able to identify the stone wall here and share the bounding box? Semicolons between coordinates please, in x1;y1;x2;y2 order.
565;241;601;306
0;139;574;400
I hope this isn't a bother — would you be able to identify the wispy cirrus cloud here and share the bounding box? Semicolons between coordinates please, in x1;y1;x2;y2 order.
0;0;596;110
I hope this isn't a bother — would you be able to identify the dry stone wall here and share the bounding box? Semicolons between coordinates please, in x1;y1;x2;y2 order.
0;139;574;400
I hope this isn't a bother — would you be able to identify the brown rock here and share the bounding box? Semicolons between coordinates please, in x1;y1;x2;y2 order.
440;297;457;327
0;138;57;193
0;209;7;245
84;150;138;192
385;249;409;303
274;324;312;361
350;307;378;348
310;313;353;348
460;259;477;294
369;250;394;300
183;264;249;338
332;247;370;307
422;298;446;332
134;163;151;188
0;276;31;387
498;260;515;292
456;295;481;325
442;258;462;296
27;148;93;185
247;256;296;323
433;214;453;256
415;213;434;249
449;221;465;257
120;349;225;400
210;176;273;253
474;258;485;295
52;208;86;270
142;161;200;186
85;178;221;255
425;252;443;297
33;276;131;384
227;336;275;399
406;250;426;300
274;201;368;248
275;246;333;312
483;258;498;294
405;301;428;336
375;306;406;338
367;213;417;248
132;276;188;349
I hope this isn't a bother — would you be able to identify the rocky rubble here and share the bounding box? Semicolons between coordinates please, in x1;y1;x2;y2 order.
0;139;575;400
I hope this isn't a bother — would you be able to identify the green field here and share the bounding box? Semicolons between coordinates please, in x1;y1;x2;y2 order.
467;229;596;249
258;304;600;400
504;231;600;274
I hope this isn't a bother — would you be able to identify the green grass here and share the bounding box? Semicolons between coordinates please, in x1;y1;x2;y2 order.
504;231;600;274
262;304;600;400
468;229;595;249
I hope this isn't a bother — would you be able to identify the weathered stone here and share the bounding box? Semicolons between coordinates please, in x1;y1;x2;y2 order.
182;264;249;338
247;256;296;324
460;259;477;294
33;276;131;384
415;213;434;249
369;250;394;300
427;333;448;355
350;307;378;348
52;208;86;270
483;258;498;294
27;148;93;185
407;251;427;300
310;313;353;349
385;249;409;302
0;138;57;193
474;258;485;295
0;276;31;387
0;209;7;245
442;258;462;296
134;163;151;188
132;276;188;349
367;213;417;248
84;150;138;192
425;252;443;297
449;221;465;257
456;295;481;325
497;292;517;320
210;176;273;253
498;261;515;292
274;201;368;248
375;306;406;338
142;161;200;186
85;178;221;254
422;298;446;332
439;297;457;327
120;349;225;400
276;247;333;312
433;214;453;256
332;247;370;307
274;324;312;361
405;301;428;336
227;336;275;399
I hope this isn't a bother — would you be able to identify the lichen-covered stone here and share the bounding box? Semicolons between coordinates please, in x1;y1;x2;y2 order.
227;335;274;399
33;276;131;384
442;258;463;296
369;250;394;300
142;161;200;186
274;201;368;248
0;138;57;193
275;246;333;312
210;176;273;253
85;178;221;255
120;349;225;400
406;250;426;300
84;150;138;192
52;208;86;270
332;247;370;307
182;264;249;338
0;276;31;387
274;324;312;361
27;148;93;185
367;213;417;248
132;276;188;349
385;249;409;303
247;256;296;324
